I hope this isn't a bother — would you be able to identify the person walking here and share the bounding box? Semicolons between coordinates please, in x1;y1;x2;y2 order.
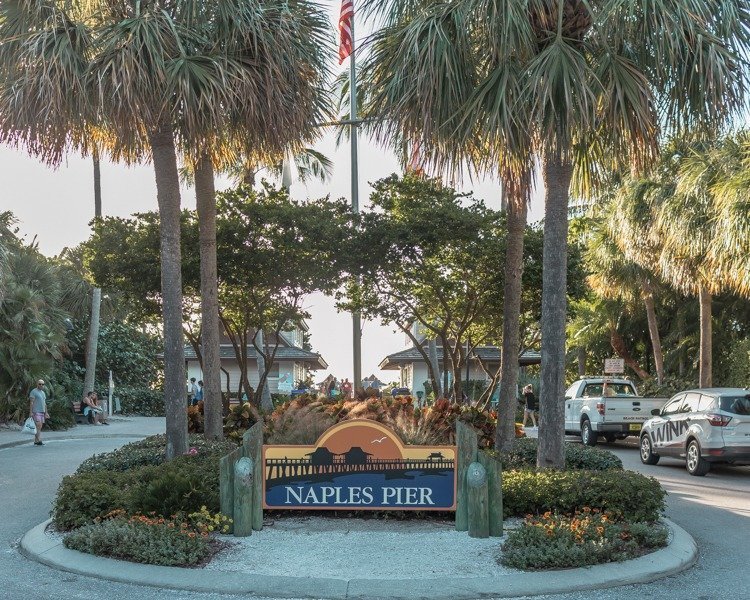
28;379;49;446
195;380;204;403
521;384;537;429
189;377;199;406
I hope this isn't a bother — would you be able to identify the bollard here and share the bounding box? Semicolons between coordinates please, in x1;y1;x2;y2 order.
233;456;254;537
456;422;478;532
478;450;503;537
219;446;243;534
243;422;264;531
466;461;489;539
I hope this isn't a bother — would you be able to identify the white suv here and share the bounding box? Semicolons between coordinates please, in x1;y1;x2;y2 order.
639;388;750;476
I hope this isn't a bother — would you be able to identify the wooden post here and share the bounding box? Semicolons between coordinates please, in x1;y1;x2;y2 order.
233;456;254;537
466;461;489;538
478;450;503;537
219;446;243;534
243;422;264;531
456;421;478;532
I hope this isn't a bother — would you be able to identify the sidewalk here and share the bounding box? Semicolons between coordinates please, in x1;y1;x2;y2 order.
0;416;166;450
20;517;697;599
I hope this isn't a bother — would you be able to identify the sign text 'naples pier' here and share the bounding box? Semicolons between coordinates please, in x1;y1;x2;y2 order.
262;420;457;510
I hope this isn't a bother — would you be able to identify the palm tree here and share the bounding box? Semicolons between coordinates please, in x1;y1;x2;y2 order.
360;0;749;467
585;206;665;384
0;0;331;455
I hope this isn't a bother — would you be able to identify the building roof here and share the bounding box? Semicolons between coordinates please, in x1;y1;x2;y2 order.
379;346;541;370
184;344;328;370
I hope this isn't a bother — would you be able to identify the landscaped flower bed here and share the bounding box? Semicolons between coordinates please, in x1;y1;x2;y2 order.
52;407;667;570
500;508;668;570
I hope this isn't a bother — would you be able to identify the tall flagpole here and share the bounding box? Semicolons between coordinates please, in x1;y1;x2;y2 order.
349;10;362;392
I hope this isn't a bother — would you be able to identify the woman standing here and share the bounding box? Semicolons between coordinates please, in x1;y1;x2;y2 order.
521;384;537;429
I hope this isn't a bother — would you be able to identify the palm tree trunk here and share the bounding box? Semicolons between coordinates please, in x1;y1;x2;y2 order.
83;287;101;396
194;154;223;440
699;286;712;387
84;151;103;401
495;194;527;452
641;277;664;384
427;338;442;398
537;151;573;471
148;122;188;459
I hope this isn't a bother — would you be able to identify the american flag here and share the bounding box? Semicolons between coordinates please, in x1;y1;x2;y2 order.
338;0;354;64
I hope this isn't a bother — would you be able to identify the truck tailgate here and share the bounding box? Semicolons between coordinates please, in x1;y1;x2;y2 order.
603;398;668;431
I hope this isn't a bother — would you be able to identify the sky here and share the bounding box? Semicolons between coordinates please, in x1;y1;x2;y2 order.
0;2;544;385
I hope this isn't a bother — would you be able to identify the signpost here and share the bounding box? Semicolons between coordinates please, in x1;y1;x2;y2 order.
604;358;625;374
262;420;456;511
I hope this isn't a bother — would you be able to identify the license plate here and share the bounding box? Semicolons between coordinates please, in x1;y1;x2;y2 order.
629;424;641;431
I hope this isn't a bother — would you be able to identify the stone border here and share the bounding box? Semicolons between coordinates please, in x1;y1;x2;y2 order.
21;518;697;599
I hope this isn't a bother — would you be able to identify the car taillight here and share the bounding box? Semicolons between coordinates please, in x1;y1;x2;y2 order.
596;402;605;416
707;413;732;426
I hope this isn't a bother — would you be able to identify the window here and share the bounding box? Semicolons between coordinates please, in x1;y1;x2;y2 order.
720;395;750;415
682;393;701;413
565;383;579;399
698;394;716;412
662;395;685;416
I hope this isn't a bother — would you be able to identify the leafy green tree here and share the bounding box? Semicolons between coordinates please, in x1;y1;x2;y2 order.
85;186;349;410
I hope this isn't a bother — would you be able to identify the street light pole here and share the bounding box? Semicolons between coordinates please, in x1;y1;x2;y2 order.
350;13;362;392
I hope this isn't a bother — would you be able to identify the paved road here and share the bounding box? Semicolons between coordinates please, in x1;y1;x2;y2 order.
1;426;747;600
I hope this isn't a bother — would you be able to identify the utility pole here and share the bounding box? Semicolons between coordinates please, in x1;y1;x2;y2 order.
350;13;362;392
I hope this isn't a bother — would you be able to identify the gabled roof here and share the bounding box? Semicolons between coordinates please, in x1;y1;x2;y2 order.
184;344;328;370
379;346;541;370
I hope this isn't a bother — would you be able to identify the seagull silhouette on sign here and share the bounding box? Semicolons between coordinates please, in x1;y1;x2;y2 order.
371;436;387;444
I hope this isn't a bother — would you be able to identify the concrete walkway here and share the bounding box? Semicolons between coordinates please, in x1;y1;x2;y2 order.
0;416;166;450
20;517;697;599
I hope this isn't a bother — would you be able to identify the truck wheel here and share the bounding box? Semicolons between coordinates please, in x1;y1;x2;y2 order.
686;439;711;476
581;419;597;446
640;434;660;465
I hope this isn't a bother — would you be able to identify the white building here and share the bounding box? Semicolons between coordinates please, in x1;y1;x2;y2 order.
379;342;541;398
185;322;327;396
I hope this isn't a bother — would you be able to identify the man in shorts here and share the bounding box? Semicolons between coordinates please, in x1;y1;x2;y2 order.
28;379;49;446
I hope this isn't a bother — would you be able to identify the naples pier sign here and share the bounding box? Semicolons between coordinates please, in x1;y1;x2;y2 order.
262;420;457;511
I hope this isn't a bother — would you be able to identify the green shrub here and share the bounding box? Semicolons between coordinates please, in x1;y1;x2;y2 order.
502;470;666;522
493;438;623;472
117;386;164;416
55;435;237;529
63;517;209;567
44;399;76;431
128;455;223;516
500;510;668;570
53;471;139;530
76;434;236;474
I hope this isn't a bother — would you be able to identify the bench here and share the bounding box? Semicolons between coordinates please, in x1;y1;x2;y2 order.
70;401;92;425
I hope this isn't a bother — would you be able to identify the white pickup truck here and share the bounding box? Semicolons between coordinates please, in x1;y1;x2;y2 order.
564;377;668;446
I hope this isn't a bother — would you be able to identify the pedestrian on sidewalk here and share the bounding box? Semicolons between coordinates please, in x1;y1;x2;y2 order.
522;384;537;429
28;379;49;445
189;377;199;406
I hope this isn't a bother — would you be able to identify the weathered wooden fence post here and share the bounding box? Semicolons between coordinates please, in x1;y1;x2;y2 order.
233;456;254;537
466;461;489;538
456;421;478;532
243;422;264;531
219;445;244;534
478;450;503;536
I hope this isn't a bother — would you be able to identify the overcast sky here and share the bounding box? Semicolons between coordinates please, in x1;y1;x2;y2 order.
0;2;544;385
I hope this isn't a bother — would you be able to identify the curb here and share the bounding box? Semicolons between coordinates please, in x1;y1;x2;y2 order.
0;433;148;451
20;518;697;599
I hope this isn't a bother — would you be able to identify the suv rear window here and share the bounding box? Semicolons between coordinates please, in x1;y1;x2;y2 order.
720;395;750;415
